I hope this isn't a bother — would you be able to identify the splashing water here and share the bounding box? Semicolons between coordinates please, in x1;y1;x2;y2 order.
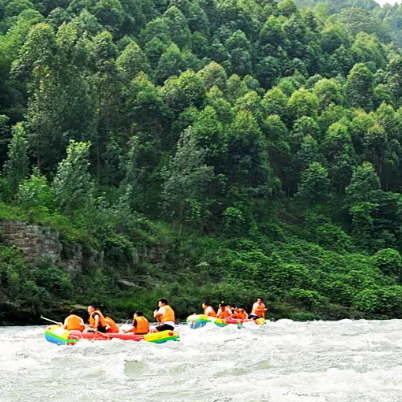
1;320;402;402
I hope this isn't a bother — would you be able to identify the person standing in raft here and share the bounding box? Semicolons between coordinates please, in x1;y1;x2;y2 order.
86;305;109;333
62;310;85;331
122;311;150;334
249;298;267;319
151;299;175;333
202;302;217;317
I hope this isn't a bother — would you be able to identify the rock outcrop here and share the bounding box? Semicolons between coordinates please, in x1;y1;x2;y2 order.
0;221;100;273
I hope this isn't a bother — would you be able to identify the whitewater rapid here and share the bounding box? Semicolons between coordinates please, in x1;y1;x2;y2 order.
1;319;402;401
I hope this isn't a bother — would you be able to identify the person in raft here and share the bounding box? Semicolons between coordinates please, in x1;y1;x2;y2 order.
232;307;248;320
249;297;267;319
217;302;232;319
151;298;175;333
122;311;150;334
104;316;119;333
62;310;85;331
87;305;109;333
202;301;217;317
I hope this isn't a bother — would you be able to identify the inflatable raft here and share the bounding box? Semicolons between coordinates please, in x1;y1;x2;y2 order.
45;325;179;345
186;314;266;329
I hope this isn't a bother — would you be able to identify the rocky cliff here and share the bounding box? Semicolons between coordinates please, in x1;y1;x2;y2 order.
0;221;100;274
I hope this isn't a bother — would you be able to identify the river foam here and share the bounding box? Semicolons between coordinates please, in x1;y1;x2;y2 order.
1;320;402;401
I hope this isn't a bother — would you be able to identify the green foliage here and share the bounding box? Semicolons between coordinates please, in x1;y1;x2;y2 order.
372;249;402;283
18;168;53;210
287;289;327;308
2;0;402;323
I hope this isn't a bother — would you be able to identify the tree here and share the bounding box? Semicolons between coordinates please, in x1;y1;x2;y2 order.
163;6;191;48
313;78;344;111
349;110;376;156
321;24;347;54
125;72;171;139
162;69;206;115
346;63;374;111
52;141;93;216
259;15;287;51
362;123;387;176
156;44;187;84
197;62;227;91
255;56;280;90
345;162;380;205
288;88;319;122
263;115;291;181
0;114;10;170
225;110;268;188
116;40;151;82
68;9;102;37
207;86;234;124
261;87;289;122
334;7;392;44
12;23;58;171
292;116;321;151
119;136;140;205
373;249;402;283
345;163;381;250
226;74;248;104
91;30;122;180
352;32;386;71
18;168;53;210
234;90;264;123
295;162;330;205
278;0;299;18
192;106;226;163
295;134;323;172
224;30;253;77
3;123;29;193
386;56;402;107
321;122;356;193
93;0;125;35
162;127;214;234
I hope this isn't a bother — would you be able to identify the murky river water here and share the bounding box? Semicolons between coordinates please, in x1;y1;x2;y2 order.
1;319;402;402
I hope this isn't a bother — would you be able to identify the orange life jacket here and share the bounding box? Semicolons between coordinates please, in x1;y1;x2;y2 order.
89;310;108;329
105;316;119;333
217;307;231;319
160;305;175;324
133;316;150;334
204;306;217;317
65;314;85;331
234;309;248;320
252;302;266;317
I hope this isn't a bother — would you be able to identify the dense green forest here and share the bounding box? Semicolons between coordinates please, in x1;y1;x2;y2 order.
2;0;402;324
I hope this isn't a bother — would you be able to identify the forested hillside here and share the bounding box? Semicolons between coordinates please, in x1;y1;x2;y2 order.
2;0;402;324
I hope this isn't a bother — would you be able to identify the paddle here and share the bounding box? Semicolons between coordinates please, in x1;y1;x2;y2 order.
40;315;62;325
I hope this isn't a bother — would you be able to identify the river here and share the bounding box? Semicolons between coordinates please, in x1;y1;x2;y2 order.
1;319;402;402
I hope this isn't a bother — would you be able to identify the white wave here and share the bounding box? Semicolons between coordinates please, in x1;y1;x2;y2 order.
2;320;402;401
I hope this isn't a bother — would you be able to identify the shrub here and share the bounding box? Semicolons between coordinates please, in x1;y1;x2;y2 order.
286;288;327;308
